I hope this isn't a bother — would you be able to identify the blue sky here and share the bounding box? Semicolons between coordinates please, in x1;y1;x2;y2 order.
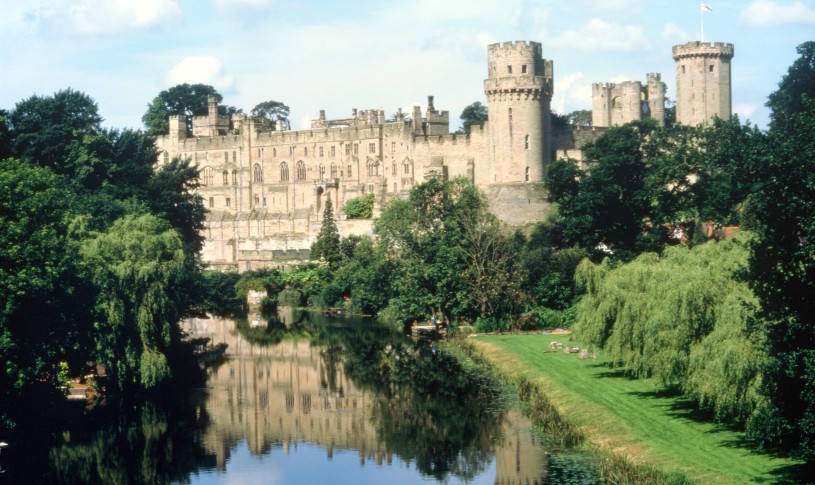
1;0;813;131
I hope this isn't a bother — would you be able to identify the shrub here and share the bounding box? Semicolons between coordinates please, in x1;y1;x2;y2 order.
342;193;375;219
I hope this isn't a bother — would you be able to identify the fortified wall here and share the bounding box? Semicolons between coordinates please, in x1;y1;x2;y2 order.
156;41;557;271
156;38;732;271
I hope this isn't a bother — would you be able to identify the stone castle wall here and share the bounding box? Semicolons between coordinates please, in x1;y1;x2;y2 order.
156;41;557;271
673;41;734;126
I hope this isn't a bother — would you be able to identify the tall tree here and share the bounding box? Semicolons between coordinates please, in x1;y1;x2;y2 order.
250;100;290;129
81;213;186;391
0;159;82;422
746;42;815;463
566;109;592;127
459;102;488;134
310;195;341;268
7;88;103;170
142;84;223;136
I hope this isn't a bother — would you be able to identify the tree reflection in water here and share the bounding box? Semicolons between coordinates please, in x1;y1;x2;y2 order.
6;308;555;483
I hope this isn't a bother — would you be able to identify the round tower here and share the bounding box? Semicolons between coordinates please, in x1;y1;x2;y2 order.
484;41;553;184
672;41;734;127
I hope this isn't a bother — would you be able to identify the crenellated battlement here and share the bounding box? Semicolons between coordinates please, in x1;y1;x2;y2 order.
672;41;734;60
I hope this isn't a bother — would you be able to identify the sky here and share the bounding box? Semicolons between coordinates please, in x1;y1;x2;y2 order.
1;0;813;132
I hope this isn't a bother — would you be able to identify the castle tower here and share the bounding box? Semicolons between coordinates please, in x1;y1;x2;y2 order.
673;41;734;126
484;41;553;184
646;73;666;126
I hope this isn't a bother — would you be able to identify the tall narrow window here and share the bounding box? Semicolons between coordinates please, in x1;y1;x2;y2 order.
347;164;352;178
507;65;513;74
296;161;306;180
209;197;214;208
225;197;231;208
508;108;513;136
232;170;237;185
525;167;530;182
319;164;325;180
163;151;169;164
330;146;336;157
391;142;396;152
522;65;527;74
709;64;714;73
319;146;324;157
524;134;529;150
202;167;213;186
392;163;396;176
404;163;410;175
304;147;308;156
254;195;260;206
273;147;277;157
253;164;263;183
232;151;236;163
280;162;289;181
223;170;229;185
330;163;337;178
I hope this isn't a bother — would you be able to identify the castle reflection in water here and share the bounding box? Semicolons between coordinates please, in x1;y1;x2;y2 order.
183;311;550;484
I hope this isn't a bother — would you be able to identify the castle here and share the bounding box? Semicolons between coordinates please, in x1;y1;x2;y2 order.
591;41;733;127
155;40;733;271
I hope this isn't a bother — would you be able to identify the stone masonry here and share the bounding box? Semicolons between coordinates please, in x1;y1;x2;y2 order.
156;41;556;271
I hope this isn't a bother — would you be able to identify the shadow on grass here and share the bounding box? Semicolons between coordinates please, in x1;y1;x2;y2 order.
594;373;812;483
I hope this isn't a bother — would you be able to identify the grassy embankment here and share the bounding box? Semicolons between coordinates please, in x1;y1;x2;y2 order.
473;333;806;485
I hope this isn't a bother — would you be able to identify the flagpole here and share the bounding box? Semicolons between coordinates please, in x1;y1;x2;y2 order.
700;2;705;42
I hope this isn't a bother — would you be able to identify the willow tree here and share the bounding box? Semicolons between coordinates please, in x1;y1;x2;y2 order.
574;234;767;421
81;213;186;391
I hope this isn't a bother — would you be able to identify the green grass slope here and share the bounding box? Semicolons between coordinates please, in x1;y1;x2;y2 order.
474;334;807;484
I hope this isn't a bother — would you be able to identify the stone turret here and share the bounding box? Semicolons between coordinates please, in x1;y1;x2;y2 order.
673;41;734;126
484;41;553;184
646;73;666;126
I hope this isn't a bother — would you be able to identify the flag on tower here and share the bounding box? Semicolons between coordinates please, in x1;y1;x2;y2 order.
701;3;713;11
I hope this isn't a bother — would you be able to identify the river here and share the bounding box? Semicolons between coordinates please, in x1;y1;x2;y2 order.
0;307;598;484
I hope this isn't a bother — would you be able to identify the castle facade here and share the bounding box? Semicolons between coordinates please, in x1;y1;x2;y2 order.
591;41;734;128
156;41;557;271
156;39;733;271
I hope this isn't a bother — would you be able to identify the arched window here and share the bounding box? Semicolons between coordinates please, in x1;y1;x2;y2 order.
232;170;237;185
223;170;229;185
296;161;306;180
280;162;289;181
330;163;337;178
201;167;213;186
404;163;410;175
318;164;325;180
253;164;263;183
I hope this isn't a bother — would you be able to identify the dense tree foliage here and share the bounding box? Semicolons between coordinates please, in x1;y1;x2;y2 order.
81;214;186;390
1;88;205;430
7;89;103;171
250;100;290;129
745;41;815;462
458;102;488;134
142;84;228;136
574;235;766;421
310;196;342;268
341;193;375;218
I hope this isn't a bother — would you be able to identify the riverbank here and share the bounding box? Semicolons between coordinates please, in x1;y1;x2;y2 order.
470;333;807;484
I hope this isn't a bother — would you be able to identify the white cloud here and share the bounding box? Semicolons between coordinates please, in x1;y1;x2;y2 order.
421;30;496;61
740;0;815;27
548;18;648;52
733;103;757;119
166;56;236;93
661;22;688;43
44;0;181;36
554;72;589;114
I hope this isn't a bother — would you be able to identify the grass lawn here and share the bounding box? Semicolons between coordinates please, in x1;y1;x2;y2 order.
472;333;807;484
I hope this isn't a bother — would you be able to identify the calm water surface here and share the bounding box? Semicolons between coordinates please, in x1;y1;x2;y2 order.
1;308;598;484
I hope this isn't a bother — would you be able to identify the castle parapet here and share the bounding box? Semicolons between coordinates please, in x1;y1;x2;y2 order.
672;41;734;60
